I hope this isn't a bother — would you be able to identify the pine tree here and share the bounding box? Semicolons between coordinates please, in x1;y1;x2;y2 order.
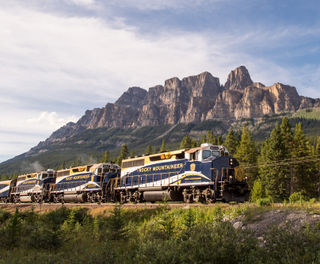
235;125;257;187
236;129;242;147
191;139;199;148
280;117;293;149
207;131;214;144
57;161;66;170
117;145;129;165
75;158;82;166
200;135;206;144
280;117;294;197
100;150;110;163
160;139;167;153
224;130;237;155
259;123;290;201
316;136;320;196
291;123;317;196
316;136;320;155
109;204;127;240
180;135;192;149
145;145;152;155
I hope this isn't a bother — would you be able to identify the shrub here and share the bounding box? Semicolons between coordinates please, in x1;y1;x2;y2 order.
256;197;273;207
250;179;264;202
309;198;317;203
289;192;306;203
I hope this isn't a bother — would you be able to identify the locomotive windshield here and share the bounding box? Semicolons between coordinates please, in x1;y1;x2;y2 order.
202;150;221;160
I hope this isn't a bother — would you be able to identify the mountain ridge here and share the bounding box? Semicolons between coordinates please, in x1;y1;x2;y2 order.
38;65;319;149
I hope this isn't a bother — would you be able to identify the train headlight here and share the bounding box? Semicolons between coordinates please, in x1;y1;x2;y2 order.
229;158;233;166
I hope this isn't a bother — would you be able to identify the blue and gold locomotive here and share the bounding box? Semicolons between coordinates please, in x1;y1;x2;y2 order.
117;143;249;203
0;180;13;203
51;163;120;203
10;170;55;203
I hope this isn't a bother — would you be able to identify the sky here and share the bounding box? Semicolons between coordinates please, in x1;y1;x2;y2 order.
0;0;320;162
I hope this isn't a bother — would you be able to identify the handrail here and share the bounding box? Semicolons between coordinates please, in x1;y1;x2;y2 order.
121;170;179;189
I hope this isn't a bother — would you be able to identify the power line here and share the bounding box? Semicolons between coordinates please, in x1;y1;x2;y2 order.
238;154;320;170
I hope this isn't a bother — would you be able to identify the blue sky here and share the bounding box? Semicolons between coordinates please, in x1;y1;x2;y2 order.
0;0;320;163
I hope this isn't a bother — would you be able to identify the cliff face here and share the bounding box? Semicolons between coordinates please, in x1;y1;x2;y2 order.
40;66;319;146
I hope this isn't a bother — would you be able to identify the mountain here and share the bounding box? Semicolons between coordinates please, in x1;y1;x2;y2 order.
41;65;319;146
1;66;320;176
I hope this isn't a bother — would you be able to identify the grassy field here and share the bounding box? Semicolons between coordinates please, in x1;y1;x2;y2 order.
0;202;320;264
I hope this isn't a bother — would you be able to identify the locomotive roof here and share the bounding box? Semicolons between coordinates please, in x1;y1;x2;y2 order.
0;180;11;184
122;143;228;164
123;148;186;162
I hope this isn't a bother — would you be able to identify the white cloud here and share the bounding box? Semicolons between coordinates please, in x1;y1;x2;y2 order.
0;109;78;162
26;111;78;128
105;0;219;11
68;0;96;7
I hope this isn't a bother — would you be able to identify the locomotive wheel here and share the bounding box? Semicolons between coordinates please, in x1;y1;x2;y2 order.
87;192;97;203
89;193;95;203
96;192;102;203
199;195;206;204
58;194;64;204
37;194;43;203
120;192;127;204
183;189;193;203
14;195;20;203
133;191;142;203
183;193;193;203
53;194;59;203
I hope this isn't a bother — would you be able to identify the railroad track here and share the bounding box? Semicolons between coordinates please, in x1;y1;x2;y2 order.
0;202;229;213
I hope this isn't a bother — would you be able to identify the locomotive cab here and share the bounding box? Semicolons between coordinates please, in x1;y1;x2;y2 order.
185;143;229;162
36;169;55;181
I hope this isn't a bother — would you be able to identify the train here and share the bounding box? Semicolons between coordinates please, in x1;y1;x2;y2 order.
0;143;249;204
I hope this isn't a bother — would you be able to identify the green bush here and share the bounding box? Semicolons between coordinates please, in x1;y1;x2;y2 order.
289;192;306;203
309;198;317;203
256;197;273;206
250;179;265;202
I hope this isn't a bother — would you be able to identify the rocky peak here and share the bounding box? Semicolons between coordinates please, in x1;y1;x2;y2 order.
181;71;221;98
265;83;301;112
225;65;253;90
164;77;181;90
115;86;147;107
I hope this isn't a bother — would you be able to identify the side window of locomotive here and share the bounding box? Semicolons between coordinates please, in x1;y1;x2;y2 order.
202;150;211;160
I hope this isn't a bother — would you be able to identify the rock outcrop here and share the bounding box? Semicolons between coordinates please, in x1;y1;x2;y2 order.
40;66;318;146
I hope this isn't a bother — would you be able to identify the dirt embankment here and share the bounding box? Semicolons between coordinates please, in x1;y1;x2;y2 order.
231;206;320;239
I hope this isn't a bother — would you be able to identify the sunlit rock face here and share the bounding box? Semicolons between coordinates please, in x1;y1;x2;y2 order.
41;66;317;145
